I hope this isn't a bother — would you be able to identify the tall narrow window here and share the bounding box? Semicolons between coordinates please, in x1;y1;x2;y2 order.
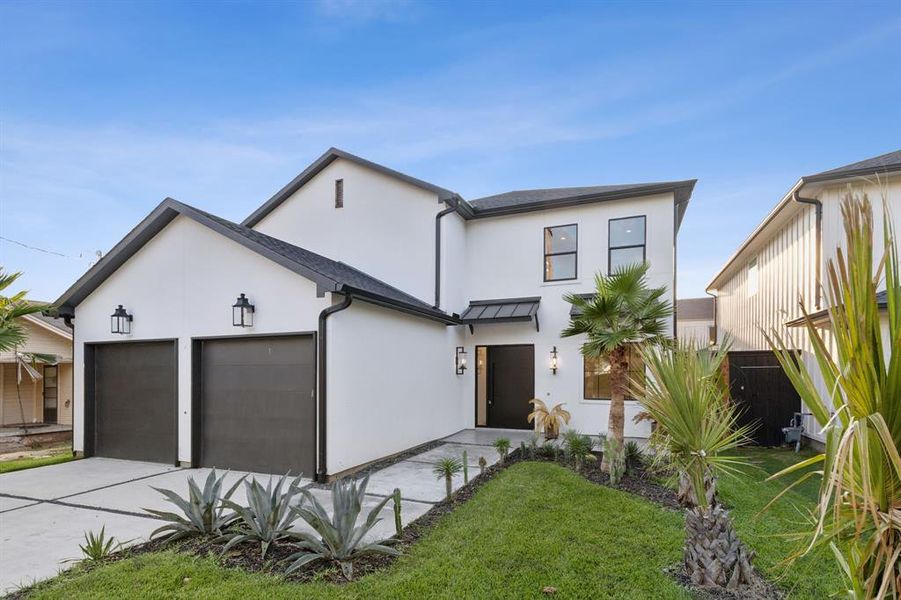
747;257;758;296
335;178;344;208
608;215;646;273
543;224;578;281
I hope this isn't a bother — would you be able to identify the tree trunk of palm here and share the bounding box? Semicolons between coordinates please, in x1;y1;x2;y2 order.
684;505;755;589
444;474;452;500
602;346;628;472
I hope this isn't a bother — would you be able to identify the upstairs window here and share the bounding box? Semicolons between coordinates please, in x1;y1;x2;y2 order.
335;179;344;208
544;224;578;281
608;215;646;273
747;257;758;296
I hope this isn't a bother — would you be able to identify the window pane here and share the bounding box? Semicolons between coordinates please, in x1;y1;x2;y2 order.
610;216;645;247
584;355;611;399
610;246;645;272
544;225;577;254
545;253;576;280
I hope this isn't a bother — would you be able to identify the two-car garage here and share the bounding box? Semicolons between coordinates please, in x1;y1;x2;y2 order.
84;335;316;475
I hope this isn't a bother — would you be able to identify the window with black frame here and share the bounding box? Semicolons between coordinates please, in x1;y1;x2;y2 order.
543;224;577;281
608;215;646;273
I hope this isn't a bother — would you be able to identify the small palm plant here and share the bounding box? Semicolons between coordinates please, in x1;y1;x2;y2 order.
432;456;463;500
766;194;901;598
562;263;672;454
636;340;756;590
527;400;571;440
561;430;596;471
146;469;244;543
493;438;511;464
220;473;304;559
287;475;399;580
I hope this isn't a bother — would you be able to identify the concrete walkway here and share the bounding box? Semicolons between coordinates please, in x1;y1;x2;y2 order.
0;428;530;594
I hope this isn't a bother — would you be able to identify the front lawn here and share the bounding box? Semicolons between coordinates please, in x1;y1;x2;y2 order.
21;449;838;599
0;450;75;474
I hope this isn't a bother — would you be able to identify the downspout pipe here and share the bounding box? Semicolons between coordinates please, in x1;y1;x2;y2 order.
434;198;459;309
792;190;823;309
316;292;353;483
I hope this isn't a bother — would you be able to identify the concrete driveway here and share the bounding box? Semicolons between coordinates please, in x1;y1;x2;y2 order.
0;429;530;594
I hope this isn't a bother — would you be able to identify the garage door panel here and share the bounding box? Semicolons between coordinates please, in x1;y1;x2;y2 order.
93;342;177;463
200;336;315;476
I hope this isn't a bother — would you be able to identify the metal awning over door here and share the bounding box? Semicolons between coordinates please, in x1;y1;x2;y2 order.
460;297;541;331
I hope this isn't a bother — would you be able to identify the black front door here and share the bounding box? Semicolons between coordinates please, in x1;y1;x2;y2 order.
728;351;801;446
486;345;534;429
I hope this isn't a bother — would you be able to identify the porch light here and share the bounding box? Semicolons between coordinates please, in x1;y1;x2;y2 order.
232;293;255;327
550;346;559;374
455;346;467;375
110;305;132;335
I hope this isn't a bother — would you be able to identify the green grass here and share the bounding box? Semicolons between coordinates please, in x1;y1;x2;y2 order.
0;451;74;473
23;449;838;599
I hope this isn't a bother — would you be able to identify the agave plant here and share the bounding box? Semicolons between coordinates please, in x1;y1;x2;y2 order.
220;473;304;558
493;438;511;463
145;469;244;543
636;340;756;590
623;440;645;472
74;527;119;562
527;400;572;440
286;475;400;580
765;194;901;598
432;456;463;500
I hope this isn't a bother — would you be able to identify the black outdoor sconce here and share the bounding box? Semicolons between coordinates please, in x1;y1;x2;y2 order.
110;305;132;335
550;346;559;374
455;346;467;375
232;293;255;327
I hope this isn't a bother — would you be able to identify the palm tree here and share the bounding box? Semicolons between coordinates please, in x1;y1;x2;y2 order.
432;457;463;500
0;269;57;429
636;340;756;590
562;263;671;452
766;194;900;598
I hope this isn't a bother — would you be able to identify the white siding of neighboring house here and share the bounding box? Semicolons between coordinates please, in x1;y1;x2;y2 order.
252;158;445;305
326;301;466;475
71;215;331;462
459;193;677;437
712;175;900;441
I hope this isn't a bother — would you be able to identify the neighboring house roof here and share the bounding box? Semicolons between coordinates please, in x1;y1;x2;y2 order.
54;198;457;324
707;149;901;292
676;297;714;320
22;313;72;339
241;147;696;227
460;297;540;324
242;147;461;228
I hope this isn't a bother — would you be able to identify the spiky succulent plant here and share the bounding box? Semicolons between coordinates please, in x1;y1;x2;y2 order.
220;473;304;558
145;469;244;543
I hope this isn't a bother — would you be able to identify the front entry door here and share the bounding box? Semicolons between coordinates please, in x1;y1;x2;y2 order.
486;345;534;429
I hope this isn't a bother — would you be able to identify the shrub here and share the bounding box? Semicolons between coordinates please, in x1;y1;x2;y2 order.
220;473;304;559
562;430;596;471
624;440;645;472
145;469;244;543
493;438;511;463
527;400;571;440
287;474;400;580
78;527;119;561
432;456;463;500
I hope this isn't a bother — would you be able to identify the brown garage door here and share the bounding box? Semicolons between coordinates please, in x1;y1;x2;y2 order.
92;341;177;463
199;335;315;475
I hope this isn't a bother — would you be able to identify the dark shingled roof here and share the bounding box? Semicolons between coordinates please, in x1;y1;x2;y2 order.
804;149;901;183
677;297;714;320
55;198;456;324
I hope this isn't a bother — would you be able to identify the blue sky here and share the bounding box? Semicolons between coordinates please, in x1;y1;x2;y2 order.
1;0;899;303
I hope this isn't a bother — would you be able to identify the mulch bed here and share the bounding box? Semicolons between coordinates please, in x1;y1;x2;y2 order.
15;445;781;598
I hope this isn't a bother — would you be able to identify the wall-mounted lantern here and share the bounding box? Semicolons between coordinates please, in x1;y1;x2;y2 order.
110;305;132;335
232;293;255;328
550;346;559;375
455;346;468;375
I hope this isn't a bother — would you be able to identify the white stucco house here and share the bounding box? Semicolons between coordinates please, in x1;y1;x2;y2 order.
55;148;695;480
707;149;900;446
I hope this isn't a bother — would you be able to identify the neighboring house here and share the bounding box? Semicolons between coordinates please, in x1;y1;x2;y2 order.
707;149;901;445
675;297;715;346
0;312;73;427
54;147;695;479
